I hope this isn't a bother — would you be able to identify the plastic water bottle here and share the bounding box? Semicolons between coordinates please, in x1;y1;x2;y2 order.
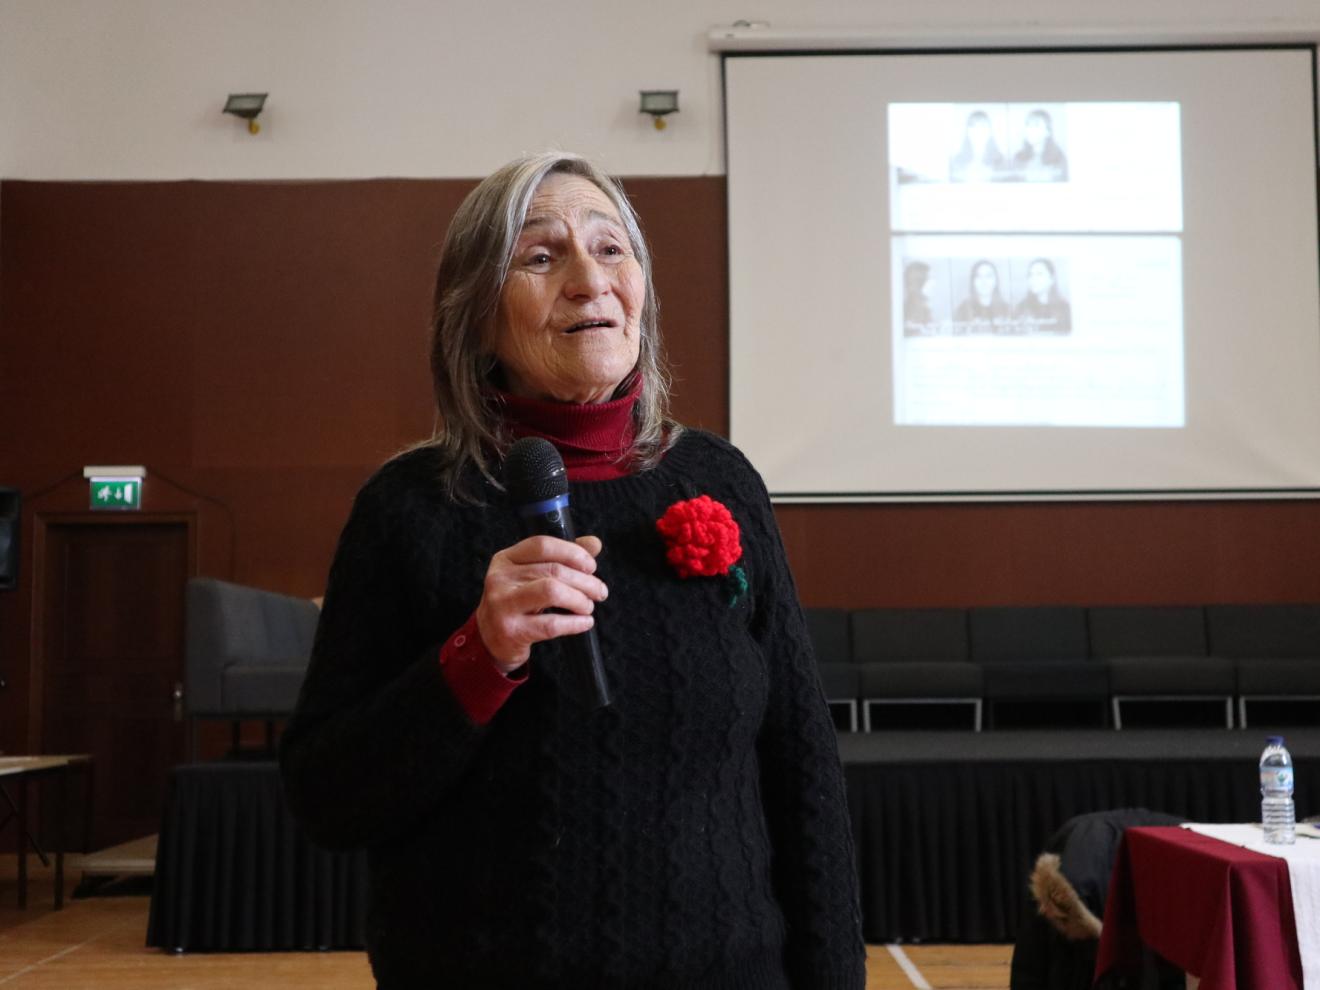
1260;736;1296;845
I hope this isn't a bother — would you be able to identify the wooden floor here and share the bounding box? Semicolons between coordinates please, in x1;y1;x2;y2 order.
0;857;1013;989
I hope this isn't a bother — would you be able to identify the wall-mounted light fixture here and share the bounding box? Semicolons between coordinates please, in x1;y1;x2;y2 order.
639;90;679;130
223;92;268;135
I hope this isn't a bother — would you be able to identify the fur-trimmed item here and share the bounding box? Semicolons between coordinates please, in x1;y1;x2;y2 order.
1030;852;1103;940
1012;810;1187;990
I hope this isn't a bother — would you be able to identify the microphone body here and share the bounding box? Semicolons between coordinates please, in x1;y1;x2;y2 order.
505;438;612;710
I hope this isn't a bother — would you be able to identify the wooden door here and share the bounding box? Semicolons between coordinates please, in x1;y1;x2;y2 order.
39;521;189;848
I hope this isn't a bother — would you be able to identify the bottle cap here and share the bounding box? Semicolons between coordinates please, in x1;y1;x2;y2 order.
1267;736;1285;746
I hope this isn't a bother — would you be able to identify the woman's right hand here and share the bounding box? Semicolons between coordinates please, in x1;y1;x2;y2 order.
475;535;606;674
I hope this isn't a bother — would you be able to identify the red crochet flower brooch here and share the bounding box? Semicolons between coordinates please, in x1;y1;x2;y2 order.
655;495;747;605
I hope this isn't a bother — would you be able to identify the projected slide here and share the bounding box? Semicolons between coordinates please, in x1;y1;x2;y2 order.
889;102;1182;231
890;101;1184;428
728;48;1320;498
895;237;1183;427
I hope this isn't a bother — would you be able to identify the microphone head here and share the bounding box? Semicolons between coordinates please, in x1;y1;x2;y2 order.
504;437;569;504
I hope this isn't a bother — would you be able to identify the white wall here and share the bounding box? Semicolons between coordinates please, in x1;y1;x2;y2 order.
0;0;1317;180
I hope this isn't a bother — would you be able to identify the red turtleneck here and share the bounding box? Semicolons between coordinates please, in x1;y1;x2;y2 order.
495;376;640;482
438;377;643;723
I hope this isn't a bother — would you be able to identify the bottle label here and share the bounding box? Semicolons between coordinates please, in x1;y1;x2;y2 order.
1262;767;1294;792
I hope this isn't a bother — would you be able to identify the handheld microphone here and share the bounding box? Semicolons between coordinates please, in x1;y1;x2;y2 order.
503;436;611;710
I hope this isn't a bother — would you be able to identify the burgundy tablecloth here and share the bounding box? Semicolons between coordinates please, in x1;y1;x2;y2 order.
1096;826;1304;990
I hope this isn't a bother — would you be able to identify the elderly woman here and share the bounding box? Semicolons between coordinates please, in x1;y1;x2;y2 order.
280;152;865;989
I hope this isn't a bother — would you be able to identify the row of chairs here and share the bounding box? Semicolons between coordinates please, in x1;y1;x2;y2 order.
805;603;1320;731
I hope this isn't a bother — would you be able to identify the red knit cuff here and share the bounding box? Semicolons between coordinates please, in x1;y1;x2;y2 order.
438;613;526;726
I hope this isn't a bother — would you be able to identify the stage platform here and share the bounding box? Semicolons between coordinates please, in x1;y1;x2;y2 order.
842;728;1320;942
147;729;1320;950
146;762;367;952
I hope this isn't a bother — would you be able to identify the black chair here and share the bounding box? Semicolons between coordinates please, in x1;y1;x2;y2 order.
970;606;1107;727
1090;606;1233;729
802;607;858;731
850;608;981;731
1206;604;1320;729
185;577;321;756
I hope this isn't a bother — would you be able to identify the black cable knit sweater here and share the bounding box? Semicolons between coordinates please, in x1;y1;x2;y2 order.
280;430;865;989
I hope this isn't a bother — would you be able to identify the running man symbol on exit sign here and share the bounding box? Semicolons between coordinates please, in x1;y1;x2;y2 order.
89;479;141;511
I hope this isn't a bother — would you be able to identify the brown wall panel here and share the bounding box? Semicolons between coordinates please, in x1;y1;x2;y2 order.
777;499;1320;608
2;174;1319;749
625;178;729;435
182;181;447;468
2;184;199;468
183;466;375;596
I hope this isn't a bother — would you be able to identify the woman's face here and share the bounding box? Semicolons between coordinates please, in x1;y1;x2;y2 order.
973;264;997;302
494;173;644;404
1028;261;1053;299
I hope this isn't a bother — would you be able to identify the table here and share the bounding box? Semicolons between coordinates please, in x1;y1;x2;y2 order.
0;755;93;909
1095;826;1305;990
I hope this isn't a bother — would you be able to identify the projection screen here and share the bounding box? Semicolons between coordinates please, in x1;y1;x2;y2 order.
725;46;1320;501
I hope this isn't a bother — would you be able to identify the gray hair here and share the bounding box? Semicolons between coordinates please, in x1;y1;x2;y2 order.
423;151;680;501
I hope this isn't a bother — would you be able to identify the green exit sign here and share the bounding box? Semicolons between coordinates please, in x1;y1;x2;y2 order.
89;478;141;511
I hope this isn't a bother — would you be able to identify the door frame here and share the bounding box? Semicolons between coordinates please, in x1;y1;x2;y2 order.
27;511;198;752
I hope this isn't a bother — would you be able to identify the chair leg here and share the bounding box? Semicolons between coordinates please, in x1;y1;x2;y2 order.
1224;698;1234;730
1112;698;1123;731
972;700;983;732
1238;698;1248;730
